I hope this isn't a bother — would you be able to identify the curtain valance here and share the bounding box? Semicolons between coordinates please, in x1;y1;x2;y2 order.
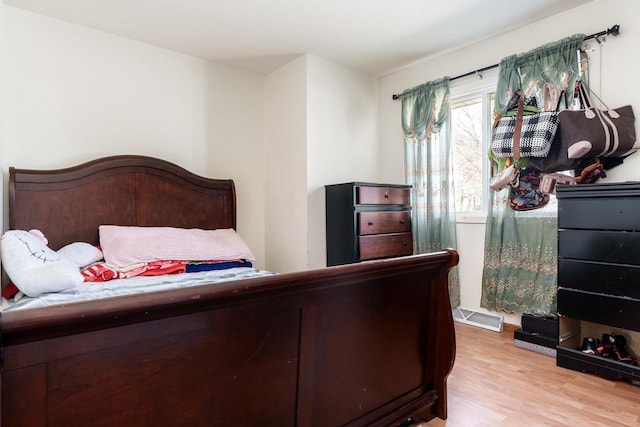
494;34;586;114
401;77;450;141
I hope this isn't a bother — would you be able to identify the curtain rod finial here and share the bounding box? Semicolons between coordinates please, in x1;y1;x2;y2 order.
608;24;620;36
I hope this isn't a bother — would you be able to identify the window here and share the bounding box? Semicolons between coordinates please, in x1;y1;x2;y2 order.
450;80;495;220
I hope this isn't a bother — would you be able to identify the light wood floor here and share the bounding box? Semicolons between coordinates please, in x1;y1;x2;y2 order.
421;322;640;427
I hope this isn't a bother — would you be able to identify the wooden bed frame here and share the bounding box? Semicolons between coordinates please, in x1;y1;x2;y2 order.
1;155;458;426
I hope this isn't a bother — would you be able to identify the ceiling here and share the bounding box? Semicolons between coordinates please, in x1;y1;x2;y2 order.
5;0;594;76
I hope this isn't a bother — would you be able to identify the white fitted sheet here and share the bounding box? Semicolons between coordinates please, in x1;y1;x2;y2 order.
1;267;275;312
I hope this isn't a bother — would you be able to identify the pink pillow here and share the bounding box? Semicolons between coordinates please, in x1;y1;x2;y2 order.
99;226;255;269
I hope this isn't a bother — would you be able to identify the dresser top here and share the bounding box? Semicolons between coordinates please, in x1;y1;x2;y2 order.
557;181;640;198
325;182;411;189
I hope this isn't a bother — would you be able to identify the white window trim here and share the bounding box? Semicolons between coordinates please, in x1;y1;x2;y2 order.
450;70;498;223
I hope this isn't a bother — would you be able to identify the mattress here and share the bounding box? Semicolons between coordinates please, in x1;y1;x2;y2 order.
1;267;275;312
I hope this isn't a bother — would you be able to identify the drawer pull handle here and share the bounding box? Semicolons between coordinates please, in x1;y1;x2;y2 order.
384;192;390;198
402;242;408;246
368;221;374;226
399;220;405;224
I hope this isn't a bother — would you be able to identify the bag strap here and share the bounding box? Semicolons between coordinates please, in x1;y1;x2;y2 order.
577;79;621;119
512;92;524;163
577;80;593;109
555;89;567;111
491;89;523;165
543;83;567;112
492;90;522;129
492;89;524;163
543;83;557;111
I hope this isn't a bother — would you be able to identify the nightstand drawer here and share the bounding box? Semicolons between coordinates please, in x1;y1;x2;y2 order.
359;233;413;260
358;211;411;235
357;186;410;205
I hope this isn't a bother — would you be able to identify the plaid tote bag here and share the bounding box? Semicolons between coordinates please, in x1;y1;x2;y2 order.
491;90;559;158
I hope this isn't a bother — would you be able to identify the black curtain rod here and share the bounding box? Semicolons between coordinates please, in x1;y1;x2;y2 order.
392;24;620;100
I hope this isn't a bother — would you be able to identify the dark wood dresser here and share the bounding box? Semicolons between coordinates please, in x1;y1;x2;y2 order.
556;182;640;383
325;182;413;266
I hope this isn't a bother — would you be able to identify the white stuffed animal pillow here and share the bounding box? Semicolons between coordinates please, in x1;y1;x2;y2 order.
0;229;94;297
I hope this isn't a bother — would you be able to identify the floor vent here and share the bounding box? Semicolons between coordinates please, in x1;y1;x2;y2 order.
452;308;503;332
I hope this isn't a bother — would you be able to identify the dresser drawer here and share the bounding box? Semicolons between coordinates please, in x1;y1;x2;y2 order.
557;182;640;231
357;186;410;205
559;229;640;264
557;288;640;331
359;233;413;261
358;211;411;236
558;259;640;299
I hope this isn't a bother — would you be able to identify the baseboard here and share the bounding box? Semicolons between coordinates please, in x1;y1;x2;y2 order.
515;338;557;357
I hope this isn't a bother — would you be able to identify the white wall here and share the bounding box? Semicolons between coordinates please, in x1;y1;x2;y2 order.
1;7;382;276
1;6;267;267
379;0;640;325
306;54;379;269
264;56;308;273
264;54;380;272
204;63;266;270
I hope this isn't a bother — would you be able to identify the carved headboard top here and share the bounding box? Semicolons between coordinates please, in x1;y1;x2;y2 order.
9;155;236;250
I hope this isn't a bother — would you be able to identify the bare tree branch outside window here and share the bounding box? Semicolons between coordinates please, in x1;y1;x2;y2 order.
451;98;483;212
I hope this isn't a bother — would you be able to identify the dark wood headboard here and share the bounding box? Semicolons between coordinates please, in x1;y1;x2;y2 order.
9;155;236;250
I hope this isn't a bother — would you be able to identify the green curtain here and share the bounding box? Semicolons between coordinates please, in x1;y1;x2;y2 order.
481;34;586;316
494;34;586;113
401;77;459;307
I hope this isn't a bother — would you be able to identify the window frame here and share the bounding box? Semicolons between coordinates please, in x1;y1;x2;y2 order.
450;71;498;223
